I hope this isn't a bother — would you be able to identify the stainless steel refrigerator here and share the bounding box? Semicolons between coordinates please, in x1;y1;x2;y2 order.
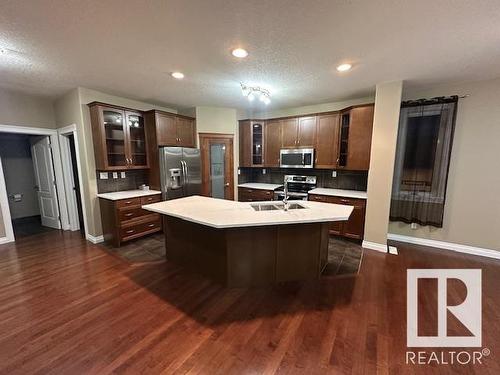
159;147;201;200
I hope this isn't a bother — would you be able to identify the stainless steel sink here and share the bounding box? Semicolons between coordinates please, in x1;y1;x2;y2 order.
250;202;307;211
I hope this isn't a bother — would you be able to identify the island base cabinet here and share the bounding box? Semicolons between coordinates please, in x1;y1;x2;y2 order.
163;217;330;287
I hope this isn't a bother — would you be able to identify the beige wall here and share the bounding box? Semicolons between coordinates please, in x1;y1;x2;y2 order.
245;96;375;119
0;88;56;240
0;87;56;128
389;78;500;251
195;107;239;199
364;81;403;247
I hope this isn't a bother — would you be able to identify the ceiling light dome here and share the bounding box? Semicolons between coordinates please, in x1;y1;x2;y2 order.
232;48;248;58
171;71;185;79
336;63;352;72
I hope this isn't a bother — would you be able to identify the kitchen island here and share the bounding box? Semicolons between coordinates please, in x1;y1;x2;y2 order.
143;195;353;287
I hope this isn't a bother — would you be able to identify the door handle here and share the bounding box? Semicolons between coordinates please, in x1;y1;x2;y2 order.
225;183;230;187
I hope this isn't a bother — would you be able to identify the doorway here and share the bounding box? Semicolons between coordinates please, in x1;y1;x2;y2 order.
58;124;87;238
0;133;61;238
199;133;234;200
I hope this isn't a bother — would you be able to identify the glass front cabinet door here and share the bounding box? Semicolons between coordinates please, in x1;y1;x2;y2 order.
125;111;148;168
89;103;149;170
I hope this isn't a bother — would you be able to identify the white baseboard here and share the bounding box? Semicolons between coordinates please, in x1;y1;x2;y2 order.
86;234;104;244
362;240;388;253
0;236;14;245
388;233;500;260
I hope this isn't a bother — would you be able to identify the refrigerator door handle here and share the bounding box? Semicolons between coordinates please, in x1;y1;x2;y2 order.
184;161;190;186
181;160;187;188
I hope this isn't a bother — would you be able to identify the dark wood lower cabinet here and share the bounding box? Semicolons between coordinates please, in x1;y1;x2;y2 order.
99;194;162;247
163;216;330;287
308;194;366;240
238;187;274;202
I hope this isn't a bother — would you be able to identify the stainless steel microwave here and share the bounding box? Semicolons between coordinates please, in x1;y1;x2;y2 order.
280;148;314;168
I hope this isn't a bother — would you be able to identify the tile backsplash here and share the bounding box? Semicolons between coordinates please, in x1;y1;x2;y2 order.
238;168;368;191
96;170;148;193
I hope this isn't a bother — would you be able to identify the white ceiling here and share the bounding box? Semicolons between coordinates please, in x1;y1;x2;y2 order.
1;0;500;111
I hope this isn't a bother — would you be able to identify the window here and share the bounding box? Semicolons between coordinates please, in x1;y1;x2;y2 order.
390;97;458;227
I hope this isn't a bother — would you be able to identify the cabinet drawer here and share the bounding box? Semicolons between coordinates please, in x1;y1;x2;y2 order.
116;197;141;208
328;196;366;207
120;218;161;239
308;194;328;203
118;207;148;222
141;194;161;205
238;188;273;202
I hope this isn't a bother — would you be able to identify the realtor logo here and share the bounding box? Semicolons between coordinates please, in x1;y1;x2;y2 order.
407;269;482;347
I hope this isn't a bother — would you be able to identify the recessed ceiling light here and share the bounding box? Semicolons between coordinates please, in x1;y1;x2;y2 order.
336;63;352;72
171;72;184;79
231;48;248;58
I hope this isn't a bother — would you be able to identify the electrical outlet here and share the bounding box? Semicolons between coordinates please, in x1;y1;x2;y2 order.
99;172;108;180
262;168;266;175
331;170;337;178
112;172;118;179
237;168;241;175
120;172;126;178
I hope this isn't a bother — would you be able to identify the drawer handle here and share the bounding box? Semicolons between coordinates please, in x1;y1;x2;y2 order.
125;229;135;234
147;197;153;201
147;223;156;228
124;201;133;205
125;213;134;217
340;199;350;203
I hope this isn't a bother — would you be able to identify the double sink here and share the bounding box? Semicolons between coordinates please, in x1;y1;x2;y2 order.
250;202;307;211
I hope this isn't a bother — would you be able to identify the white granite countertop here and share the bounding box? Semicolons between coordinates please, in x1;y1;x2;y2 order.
97;189;162;201
238;183;283;191
308;188;367;200
142;195;353;229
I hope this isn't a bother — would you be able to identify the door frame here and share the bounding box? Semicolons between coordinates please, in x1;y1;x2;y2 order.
0;124;70;244
58;124;88;234
199;133;234;200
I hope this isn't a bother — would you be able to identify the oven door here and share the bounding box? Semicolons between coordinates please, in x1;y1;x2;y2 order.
280;148;314;168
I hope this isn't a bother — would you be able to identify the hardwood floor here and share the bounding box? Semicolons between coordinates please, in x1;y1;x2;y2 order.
0;231;498;374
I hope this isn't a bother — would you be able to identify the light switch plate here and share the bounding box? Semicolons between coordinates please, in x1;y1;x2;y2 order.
331;170;337;178
262;168;266;175
120;172;126;178
112;172;118;179
99;172;108;180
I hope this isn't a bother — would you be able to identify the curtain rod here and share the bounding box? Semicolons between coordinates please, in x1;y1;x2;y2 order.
401;94;469;108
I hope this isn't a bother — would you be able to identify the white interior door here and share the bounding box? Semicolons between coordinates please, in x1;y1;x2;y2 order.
31;136;61;229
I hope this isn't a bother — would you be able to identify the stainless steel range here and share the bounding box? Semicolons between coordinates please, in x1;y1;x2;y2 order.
274;175;317;201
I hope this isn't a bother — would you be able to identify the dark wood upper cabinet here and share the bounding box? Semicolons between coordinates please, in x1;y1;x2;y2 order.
264;120;282;167
315;113;340;169
239;103;374;171
150;110;196;148
156;112;177;146
297;116;317;147
88;102;149;171
281;118;299;148
338;105;374;171
144;110;197;190
176;117;196;147
239;120;264;167
239;121;252;168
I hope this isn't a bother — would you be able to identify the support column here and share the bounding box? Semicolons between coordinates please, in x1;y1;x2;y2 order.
363;81;403;252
